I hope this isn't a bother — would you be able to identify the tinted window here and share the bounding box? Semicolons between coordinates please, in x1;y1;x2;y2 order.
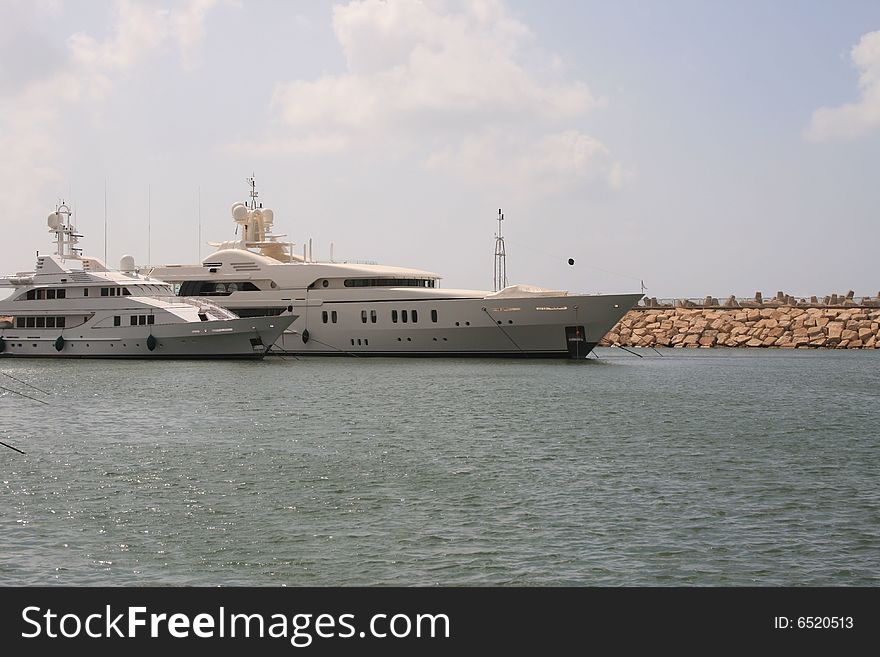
402;310;408;323
371;310;377;323
412;309;418;323
392;310;398;323
57;289;66;299
431;309;438;322
322;311;328;323
361;310;367;323
331;311;338;323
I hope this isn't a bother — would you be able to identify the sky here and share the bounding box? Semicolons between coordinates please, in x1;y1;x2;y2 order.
1;0;879;299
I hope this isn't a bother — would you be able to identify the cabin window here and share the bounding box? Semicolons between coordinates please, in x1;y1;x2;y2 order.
322;311;328;323
16;317;25;328
83;288;89;297
37;289;45;300
138;315;146;326
101;288;109;296
361;310;367;324
147;315;155;325
412;309;418;323
57;289;66;299
431;309;438;323
26;290;35;300
57;317;65;328
391;310;398;323
198;313;208;322
331;311;338;323
344;278;437;288
26;317;35;328
130;316;137;326
370;310;377;323
46;317;56;328
322;280;329;287
402;310;408;323
36;317;45;328
123;288;131;296
114;316;121;327
47;289;56;300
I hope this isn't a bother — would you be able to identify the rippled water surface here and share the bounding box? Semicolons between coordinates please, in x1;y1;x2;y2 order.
2;349;878;586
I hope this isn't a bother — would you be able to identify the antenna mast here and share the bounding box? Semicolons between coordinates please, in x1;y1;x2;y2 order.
493;208;507;291
247;174;258;210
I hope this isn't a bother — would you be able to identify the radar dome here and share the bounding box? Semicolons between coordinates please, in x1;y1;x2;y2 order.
262;208;274;224
120;254;136;272
48;212;62;229
232;203;248;223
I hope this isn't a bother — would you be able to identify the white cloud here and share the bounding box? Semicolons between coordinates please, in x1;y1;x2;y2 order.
0;0;219;268
233;0;623;194
426;130;628;195
807;30;880;142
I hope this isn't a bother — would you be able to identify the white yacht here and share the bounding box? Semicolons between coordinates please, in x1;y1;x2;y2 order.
148;181;642;358
0;203;294;359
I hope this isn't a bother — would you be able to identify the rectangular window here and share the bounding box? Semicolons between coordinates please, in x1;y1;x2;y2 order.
322;311;328;323
83;288;89;297
114;316;121;326
431;309;438;323
47;289;56;300
26;289;35;300
198;313;208;322
147;315;155;325
36;317;45;328
412;309;418;323
392;310;398;323
364;338;369;345
26;317;35;328
331;311;338;323
130;316;138;326
46;317;56;328
16;317;25;328
37;289;45;300
402;310;408;323
101;288;109;296
370;310;377;323
139;315;146;325
57;317;65;328
57;289;66;299
361;310;367;323
123;288;131;296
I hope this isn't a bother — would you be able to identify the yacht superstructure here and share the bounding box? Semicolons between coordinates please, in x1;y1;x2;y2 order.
148;181;641;358
0;203;294;359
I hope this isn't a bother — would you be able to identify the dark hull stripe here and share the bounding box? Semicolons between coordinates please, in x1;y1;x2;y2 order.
273;344;599;359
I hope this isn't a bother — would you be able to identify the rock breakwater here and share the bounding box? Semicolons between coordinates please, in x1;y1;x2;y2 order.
602;303;880;349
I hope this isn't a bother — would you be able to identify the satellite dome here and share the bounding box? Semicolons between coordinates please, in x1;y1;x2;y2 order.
120;254;136;272
262;208;274;224
232;203;248;222
48;212;62;229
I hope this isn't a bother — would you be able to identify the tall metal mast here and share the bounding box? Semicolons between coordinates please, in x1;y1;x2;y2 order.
493;208;507;291
247;174;258;210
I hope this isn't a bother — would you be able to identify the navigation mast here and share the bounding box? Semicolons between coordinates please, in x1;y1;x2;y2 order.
493;208;507;291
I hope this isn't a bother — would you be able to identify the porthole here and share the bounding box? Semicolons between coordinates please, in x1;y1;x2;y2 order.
465;322;470;326
455;321;460;326
406;337;411;342
322;280;329;288
508;320;513;324
497;320;502;325
397;337;402;341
